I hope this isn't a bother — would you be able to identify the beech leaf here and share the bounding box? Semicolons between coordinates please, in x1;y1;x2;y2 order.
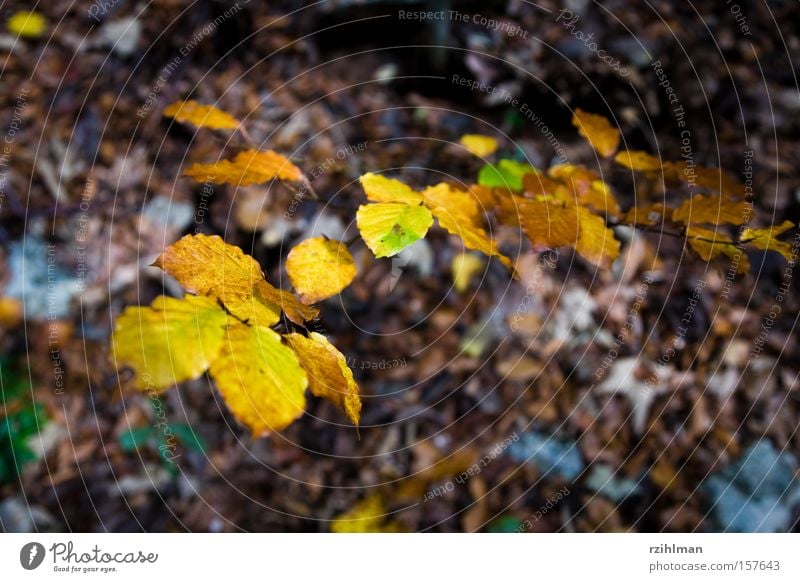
164;100;240;130
185;149;303;185
740;221;797;261
572;109;620;157
357;203;434;258
360;173;423;205
286;238;357;304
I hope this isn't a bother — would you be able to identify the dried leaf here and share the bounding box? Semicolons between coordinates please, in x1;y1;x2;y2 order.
357;203;434;258
672;194;750;226
185;149;303;185
459;134;499;157
359;173;423;205
112;295;227;391
572;109;620;157
163;100;240;130
615;150;663;171
154;234;282;326
286;238;357;304
740;221;797;261
209;323;308;436
285;332;361;425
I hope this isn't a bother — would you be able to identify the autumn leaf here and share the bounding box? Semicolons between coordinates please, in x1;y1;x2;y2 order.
8;11;46;38
574;206;621;267
615;150;663;171
154;234;283;326
359;173;423;205
286;238;357;305
623;203;665;226
740;220;797;261
548;164;621;217
478;159;538;191
285;332;361;425
184;149;303;185
422;183;513;268
331;495;400;533
357;202;434;258
452;253;484;293
672;194;750;226
685;226;749;274
111;295;227;391
459;134;499;157
572;108;620;157
515;198;580;249
164;100;240;130
209;323;308;436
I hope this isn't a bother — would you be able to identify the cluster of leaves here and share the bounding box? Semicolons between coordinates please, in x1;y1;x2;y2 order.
0;362;48;485
112;100;796;439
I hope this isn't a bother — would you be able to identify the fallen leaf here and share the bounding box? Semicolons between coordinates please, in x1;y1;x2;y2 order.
357;202;434;258
459;134;499;157
111;295;227;390
185;149;303;185
572;109;620;157
209;323;308;436
286;238;357;304
285;332;361;425
163;100;240;130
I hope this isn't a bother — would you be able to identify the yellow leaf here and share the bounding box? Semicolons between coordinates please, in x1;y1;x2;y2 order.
359;173;423;205
740;220;796;261
185;149;303;185
331;495;400;533
154;234;282;326
286;238;357;304
357;202;433;258
209;323;308;436
615;150;663;171
574;206;621;267
256;282;320;325
459;134;499;157
452;253;484;293
422;183;512;269
572;108;620;157
672;194;749;226
163;100;240;130
285;332;361;425
8;11;46;39
111;295;227;391
686;226;749;274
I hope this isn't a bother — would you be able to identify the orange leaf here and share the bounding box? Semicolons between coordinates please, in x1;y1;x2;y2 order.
572;108;620;157
623;203;665;226
163;100;240;130
185;149;303;185
672;194;750;226
615;150;663;171
574;206;621;267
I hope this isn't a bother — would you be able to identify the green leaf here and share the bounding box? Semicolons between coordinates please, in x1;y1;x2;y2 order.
118;426;154;452
478;159;538;191
357;202;434;258
170;423;207;454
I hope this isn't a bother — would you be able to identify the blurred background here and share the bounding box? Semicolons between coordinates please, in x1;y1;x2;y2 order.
0;0;799;532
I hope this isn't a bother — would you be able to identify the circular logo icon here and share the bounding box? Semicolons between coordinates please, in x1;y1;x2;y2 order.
19;542;46;570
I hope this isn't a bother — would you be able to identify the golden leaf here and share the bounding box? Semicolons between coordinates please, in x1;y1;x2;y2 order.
452;253;484;293
154;234;282;326
572;108;620;157
286;238;357;304
255;282;319;325
285;332;361;425
185;149;303;185
516;198;580;249
547;165;621;217
615;150;663;171
459;134;499;157
209;323;308;436
574;206;621;267
357;202;434;258
422;183;512;268
623;203;665;226
686;226;749;274
740;220;796;261
163;100;240;130
331;495;400;533
111;295;227;391
359;173;423;205
672;194;750;226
